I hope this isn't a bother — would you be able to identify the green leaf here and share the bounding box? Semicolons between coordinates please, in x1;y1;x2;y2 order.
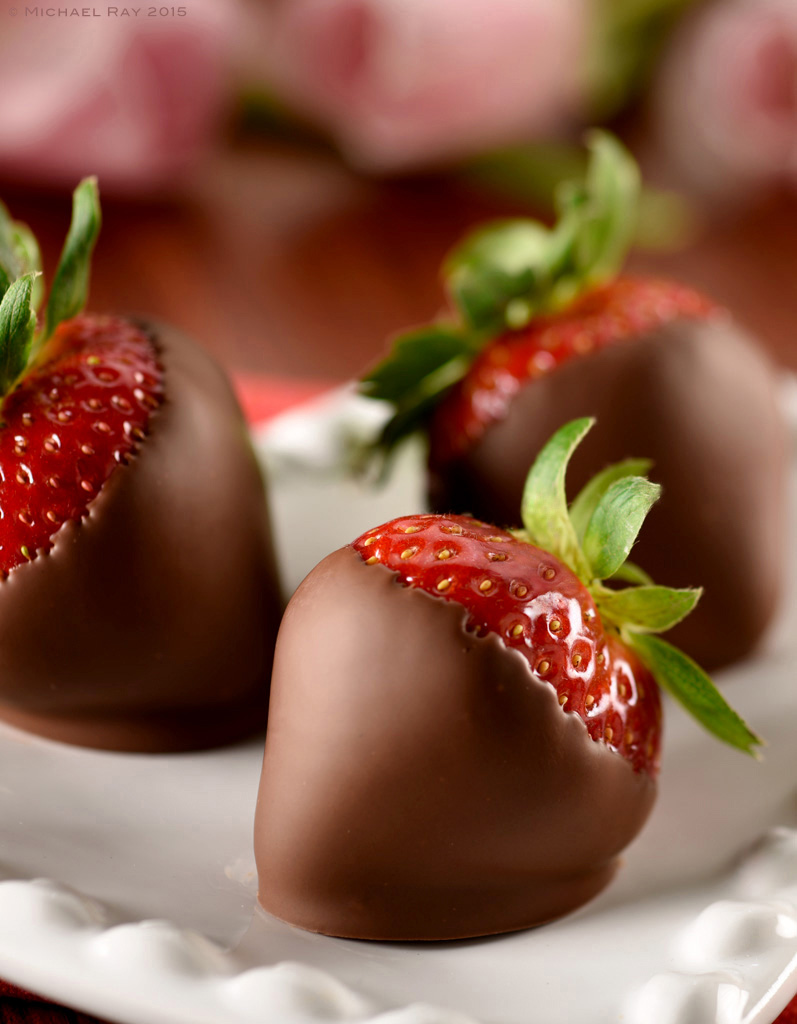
628;632;762;756
575;129;640;287
463;143;694;254
444;220;556;332
361;325;475;403
0;203;43;307
0;200;23;283
520;417;594;580
0;274;37;394
570;457;653;541
43;177;101;342
11;222;43;311
442;131;640;336
597;584;701;633
359;324;477;459
376;352;473;456
360;132;643;454
610;560;654;586
582;476;661;579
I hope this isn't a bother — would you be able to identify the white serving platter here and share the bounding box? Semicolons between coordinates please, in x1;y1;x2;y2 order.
0;385;796;1024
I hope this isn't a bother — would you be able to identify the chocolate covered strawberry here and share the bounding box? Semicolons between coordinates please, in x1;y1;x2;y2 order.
0;182;281;752
354;514;663;775
255;418;759;942
359;133;787;670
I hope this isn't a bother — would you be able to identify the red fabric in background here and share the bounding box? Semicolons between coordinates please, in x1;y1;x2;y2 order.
1;374;795;1024
0;981;100;1023
231;374;332;426
779;1002;797;1024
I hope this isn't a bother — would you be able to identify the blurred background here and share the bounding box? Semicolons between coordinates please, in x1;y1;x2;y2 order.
1;0;795;384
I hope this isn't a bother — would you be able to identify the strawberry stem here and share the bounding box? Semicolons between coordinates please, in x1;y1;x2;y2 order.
0;178;101;399
358;132;641;462
41;178;101;350
518;418;763;758
0;275;37;394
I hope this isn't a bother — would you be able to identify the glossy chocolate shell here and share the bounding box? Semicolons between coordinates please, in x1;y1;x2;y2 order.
254;547;656;941
0;321;281;752
429;317;788;669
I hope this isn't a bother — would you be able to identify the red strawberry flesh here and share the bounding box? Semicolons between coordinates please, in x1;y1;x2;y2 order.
353;514;662;775
431;276;716;461
0;314;163;574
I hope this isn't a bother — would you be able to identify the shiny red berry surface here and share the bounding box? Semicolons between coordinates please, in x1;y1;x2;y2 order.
354;513;662;775
431;276;716;461
0;315;163;574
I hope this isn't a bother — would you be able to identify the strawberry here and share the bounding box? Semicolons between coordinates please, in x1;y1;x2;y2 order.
255;418;760;941
354;515;663;774
359;132;786;670
0;180;163;574
0;314;162;574
428;275;714;464
0;181;280;752
354;417;760;775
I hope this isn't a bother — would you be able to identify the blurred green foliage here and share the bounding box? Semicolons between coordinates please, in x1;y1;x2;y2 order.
588;0;705;117
463;142;697;252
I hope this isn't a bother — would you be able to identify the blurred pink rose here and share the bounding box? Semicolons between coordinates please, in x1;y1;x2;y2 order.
0;1;239;193
258;0;587;170
655;0;797;201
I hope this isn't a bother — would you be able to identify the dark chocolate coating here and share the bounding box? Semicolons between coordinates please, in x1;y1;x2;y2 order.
429;318;788;669
0;320;281;752
255;547;656;941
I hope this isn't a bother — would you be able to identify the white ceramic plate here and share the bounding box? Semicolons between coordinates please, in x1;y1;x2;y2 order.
1;387;796;1024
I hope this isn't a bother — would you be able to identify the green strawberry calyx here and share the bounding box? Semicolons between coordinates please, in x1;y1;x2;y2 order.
0;178;102;399
358;131;640;465
519;417;762;758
